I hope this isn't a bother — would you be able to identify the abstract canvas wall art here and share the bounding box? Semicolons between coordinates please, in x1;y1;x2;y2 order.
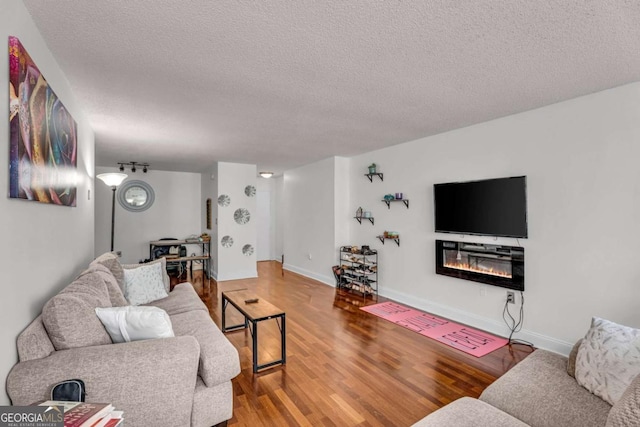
9;36;78;206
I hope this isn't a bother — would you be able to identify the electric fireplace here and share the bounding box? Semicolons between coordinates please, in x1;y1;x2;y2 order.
435;240;524;291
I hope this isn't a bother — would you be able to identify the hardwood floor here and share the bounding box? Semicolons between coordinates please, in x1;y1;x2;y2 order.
194;261;533;426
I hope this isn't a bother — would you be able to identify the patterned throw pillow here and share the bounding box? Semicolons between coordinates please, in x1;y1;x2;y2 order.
575;317;640;405
122;257;170;294
122;262;168;305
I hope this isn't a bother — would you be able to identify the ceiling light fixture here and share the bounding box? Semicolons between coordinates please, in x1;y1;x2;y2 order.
118;161;150;173
259;172;273;178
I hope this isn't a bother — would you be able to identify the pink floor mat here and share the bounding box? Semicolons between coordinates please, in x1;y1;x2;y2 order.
361;301;508;357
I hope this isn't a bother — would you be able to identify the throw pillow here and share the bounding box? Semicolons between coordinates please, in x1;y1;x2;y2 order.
78;264;128;307
122;257;170;294
122;262;168;305
95;306;174;343
42;274;113;351
90;252;125;288
575;317;640;405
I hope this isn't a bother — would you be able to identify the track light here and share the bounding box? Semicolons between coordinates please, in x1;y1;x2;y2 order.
116;161;150;173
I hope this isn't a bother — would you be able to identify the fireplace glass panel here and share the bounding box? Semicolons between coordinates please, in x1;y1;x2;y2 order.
443;249;512;278
436;240;524;291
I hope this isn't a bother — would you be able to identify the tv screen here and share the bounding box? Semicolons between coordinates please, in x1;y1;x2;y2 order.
434;176;528;238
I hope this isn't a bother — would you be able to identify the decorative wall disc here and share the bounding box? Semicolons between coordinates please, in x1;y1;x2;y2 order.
217;194;231;207
221;235;234;248
234;208;251;224
244;185;256;197
242;244;254;256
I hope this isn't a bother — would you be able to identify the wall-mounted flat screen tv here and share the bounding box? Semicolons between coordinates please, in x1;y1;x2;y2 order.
434;176;528;238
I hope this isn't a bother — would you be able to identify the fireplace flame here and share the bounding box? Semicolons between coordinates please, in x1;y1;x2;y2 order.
444;262;512;278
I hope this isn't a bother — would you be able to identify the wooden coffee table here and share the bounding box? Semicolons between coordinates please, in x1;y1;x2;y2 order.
221;289;286;373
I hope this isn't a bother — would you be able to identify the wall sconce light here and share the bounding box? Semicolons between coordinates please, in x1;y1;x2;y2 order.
259;171;273;178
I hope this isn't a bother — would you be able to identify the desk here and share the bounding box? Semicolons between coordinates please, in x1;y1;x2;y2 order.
222;289;286;373
149;239;211;293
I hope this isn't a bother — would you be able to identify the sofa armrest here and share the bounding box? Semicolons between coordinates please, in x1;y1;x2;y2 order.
7;336;200;427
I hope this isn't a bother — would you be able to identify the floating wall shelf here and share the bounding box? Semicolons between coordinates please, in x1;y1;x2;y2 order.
377;235;400;246
354;216;375;225
382;199;409;209
365;173;384;182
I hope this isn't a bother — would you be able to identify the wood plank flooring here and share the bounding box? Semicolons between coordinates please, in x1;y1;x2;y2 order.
193;261;533;426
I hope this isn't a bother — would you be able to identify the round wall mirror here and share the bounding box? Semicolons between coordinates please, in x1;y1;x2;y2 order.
117;180;155;212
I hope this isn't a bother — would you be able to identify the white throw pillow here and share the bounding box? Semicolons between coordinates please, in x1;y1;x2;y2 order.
122;262;168;305
122;257;170;294
95;306;174;343
575;317;640;405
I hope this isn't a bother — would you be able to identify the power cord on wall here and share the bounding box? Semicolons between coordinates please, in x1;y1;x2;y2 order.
503;291;534;348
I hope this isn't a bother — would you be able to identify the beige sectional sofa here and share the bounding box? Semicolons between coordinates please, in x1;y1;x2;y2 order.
413;348;639;427
7;253;240;427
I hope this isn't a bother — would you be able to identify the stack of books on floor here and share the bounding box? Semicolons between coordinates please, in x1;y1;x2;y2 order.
39;401;123;427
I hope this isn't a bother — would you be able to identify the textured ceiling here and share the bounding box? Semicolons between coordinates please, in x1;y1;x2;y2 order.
22;0;640;174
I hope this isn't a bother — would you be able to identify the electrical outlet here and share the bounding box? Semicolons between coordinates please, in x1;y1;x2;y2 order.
506;291;515;304
308;253;312;260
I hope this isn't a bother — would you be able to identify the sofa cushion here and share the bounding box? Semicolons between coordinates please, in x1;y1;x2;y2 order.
576;317;640;405
606;374;640;427
480;349;612;427
42;273;113;350
90;252;125;288
122;262;169;305
95;306;174;343
192;378;233;427
16;316;55;362
79;264;128;307
412;397;528;427
171;310;240;387
144;282;207;316
122;258;170;294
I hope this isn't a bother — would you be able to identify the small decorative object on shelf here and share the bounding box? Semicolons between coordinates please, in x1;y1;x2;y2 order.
354;207;374;225
377;232;400;246
365;163;383;182
382;195;409;209
335;246;378;300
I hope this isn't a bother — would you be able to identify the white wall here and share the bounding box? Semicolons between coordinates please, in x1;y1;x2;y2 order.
95;167;202;264
0;1;95;405
348;83;640;355
256;177;276;261
215;162;258;281
283;157;348;284
274;176;285;262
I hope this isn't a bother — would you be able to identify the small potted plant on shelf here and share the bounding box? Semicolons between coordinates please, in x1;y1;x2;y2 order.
368;163;377;174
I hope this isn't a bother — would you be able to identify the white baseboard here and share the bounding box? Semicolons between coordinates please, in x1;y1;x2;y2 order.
283;263;334;287
280;263;572;356
381;288;573;356
216;269;258;282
